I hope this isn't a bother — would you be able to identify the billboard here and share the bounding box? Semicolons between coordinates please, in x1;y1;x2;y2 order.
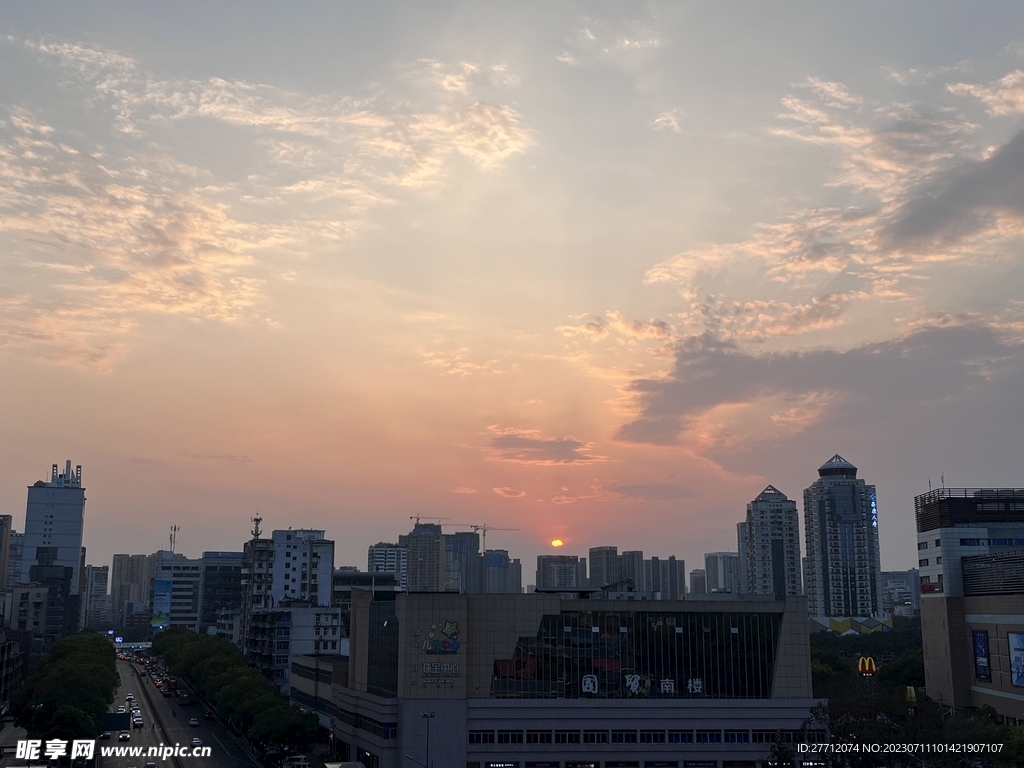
152;579;172;629
1009;632;1024;687
973;630;991;682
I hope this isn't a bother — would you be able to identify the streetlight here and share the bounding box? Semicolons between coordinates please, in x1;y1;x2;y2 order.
420;712;434;768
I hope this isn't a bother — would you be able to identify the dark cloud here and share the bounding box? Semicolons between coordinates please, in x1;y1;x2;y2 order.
615;320;1024;445
883;128;1024;247
609;483;694;500
487;428;605;465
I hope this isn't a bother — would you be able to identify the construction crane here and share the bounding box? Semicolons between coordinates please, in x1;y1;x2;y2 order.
409;515;450;526
466;523;520;553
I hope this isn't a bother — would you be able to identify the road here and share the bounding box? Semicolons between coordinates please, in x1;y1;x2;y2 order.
104;660;260;768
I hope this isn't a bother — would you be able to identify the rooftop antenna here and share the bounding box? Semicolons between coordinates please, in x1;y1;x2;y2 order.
251;513;263;539
928;477;932;492
941;472;945;489
169;525;180;554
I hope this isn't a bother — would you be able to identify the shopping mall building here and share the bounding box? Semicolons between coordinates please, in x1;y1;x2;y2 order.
290;590;818;768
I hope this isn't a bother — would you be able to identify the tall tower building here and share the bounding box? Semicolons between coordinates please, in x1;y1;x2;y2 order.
6;531;23;589
110;553;158;628
689;569;707;595
620;550;644;590
704;552;740;593
367;543;409;591
399;524;446;592
802;454;881;617
588;546;621;588
0;515;12;591
535;555;587;590
740;485;803;601
269;529;334;606
83;564;110;628
22;461;86;594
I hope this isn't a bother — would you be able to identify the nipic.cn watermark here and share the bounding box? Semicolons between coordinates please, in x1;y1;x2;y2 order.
15;739;213;762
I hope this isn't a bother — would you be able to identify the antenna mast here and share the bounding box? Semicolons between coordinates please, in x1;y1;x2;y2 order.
251;513;263;539
169;525;180;554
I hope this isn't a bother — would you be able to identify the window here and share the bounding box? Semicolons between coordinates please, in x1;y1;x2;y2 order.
496;731;523;744
525;731;551;744
935;557;942;564
639;730;666;743
582;730;608;743
917;541;928;550
554;731;581;744
468;731;495;745
668;730;694;743
960;539;981;546
919;559;929;567
991;538;1009;546
724;730;750;743
611;730;637;744
696;730;722;743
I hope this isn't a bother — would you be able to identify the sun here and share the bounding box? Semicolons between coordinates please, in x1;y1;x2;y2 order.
550;539;564;548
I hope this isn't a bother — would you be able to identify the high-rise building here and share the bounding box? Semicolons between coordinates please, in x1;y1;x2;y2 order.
199;551;243;634
880;569;919;617
22;461;86;595
689;568;707;595
446;531;482;593
83;564;110;628
0;516;11;592
644;556;685;599
239;530;273;649
399;524;446;592
588;546;621;588
536;555;587;590
6;532;22;590
270;530;334;606
153;551;202;631
802;454;881;617
482;550;522;593
740;485;803;601
110;553;158;628
620;550;644;590
29;564;76;640
704;552;740;594
915;487;1024;720
367;543;408;591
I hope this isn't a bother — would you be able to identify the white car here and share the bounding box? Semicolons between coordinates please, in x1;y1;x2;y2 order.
190;738;202;748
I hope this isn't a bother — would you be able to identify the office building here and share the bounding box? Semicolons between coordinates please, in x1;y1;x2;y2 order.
28;565;76;640
6;532;22;592
588;546;621;588
270;529;334;606
802;454;882;617
740;485;803;601
0;516;11;592
399;524;446;593
199;551;243;634
916;487;1024;719
367;543;409;591
216;608;242;648
21;461;86;596
481;550;522;594
244;602;343;693
153;551;202;631
110;553;158;628
535;555;587;590
445;531;482;593
705;552;740;594
0;630;24;715
620;550;644;590
690;568;707;595
326;589;815;767
644;556;685;599
83;564;111;628
880;569;920;617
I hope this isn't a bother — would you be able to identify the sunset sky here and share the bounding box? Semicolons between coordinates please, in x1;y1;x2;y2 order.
2;3;1023;577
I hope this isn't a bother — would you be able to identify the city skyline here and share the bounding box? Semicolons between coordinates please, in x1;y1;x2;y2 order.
2;3;1024;577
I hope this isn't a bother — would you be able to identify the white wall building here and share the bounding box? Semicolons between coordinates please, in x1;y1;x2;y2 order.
270;530;334;606
740;485;803;601
704;552;740;594
367;543;409;591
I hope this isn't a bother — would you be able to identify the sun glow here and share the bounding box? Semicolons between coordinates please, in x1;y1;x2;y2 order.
550;539;564;547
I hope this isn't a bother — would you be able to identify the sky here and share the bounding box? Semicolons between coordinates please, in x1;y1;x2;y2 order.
1;2;1023;579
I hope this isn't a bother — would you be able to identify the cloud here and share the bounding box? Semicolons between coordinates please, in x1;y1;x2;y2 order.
558;311;672;341
608;483;694;500
493;486;526;498
452;486;478;494
949;70;1024;116
883;127;1024;248
653;109;682;132
678;291;867;342
615;318;1024;446
487;426;606;465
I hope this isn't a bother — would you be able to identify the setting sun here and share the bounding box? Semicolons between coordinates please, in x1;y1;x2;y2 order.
550;539;564;548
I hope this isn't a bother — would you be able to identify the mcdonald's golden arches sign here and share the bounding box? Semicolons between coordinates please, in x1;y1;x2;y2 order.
858;656;877;676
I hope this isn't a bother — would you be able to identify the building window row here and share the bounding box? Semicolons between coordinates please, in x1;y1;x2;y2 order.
469;728;767;746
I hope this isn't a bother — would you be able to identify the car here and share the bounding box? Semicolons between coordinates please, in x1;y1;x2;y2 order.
117;706;126;713
282;755;310;768
100;732;112;740
162;689;173;697
203;711;216;721
188;717;199;726
145;763;157;768
190;738;202;748
118;732;131;742
125;693;134;701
